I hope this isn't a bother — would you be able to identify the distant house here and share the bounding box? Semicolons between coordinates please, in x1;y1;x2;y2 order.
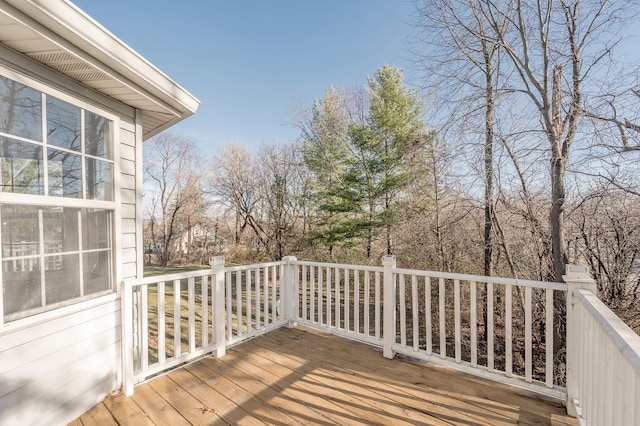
0;1;199;424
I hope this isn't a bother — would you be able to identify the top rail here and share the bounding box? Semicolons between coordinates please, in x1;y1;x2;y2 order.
393;267;567;291
294;259;384;273
125;268;214;287
574;289;640;371
225;260;286;272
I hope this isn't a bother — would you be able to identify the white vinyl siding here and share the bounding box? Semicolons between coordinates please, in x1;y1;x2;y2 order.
0;50;141;425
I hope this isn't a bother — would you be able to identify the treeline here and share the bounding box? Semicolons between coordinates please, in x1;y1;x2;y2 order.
143;0;640;332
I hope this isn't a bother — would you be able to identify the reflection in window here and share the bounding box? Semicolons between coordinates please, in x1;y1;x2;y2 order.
83;251;111;295
0;137;44;194
1;205;113;320
85;111;112;159
0;76;42;141
43;207;79;253
86;158;113;201
46;97;81;151
83;209;111;250
45;253;80;304
48;149;82;198
1;205;40;258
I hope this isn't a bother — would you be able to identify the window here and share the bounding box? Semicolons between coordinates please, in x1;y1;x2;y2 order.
0;73;116;322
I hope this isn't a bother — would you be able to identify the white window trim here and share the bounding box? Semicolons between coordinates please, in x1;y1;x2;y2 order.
0;65;122;331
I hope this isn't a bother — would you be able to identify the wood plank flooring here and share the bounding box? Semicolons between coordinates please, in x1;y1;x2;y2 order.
73;327;577;425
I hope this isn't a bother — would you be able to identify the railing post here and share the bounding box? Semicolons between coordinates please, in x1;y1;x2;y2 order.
382;255;396;359
121;280;134;396
210;256;226;358
564;264;597;417
282;256;298;328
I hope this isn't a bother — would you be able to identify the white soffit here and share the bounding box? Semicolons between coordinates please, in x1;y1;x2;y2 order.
0;0;200;139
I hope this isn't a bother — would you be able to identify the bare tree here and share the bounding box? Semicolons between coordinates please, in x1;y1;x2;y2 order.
208;143;265;249
144;132;203;266
480;0;639;282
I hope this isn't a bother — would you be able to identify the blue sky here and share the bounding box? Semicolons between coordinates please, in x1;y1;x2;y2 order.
72;1;418;155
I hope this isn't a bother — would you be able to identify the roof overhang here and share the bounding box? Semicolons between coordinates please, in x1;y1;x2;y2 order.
0;0;200;139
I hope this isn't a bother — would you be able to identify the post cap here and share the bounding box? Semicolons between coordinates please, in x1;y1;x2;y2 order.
382;255;396;266
209;256;225;266
563;264;592;281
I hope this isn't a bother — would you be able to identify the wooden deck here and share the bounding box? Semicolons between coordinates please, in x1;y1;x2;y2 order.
71;327;576;425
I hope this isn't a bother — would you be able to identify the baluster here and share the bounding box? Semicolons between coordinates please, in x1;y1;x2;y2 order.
335;267;341;329
141;284;149;371
326;266;332;327
271;266;277;322
201;276;208;347
439;277;445;359
255;269;261;329
188;277;195;352
158;281;166;364
302;265;307;321
310;266;316;323
506;283;513;376
246;270;252;332
173;279;181;358
263;267;269;325
318;266;323;325
226;272;232;339
355;270;360;333
545;288;553;388
525;287;532;382
487;281;494;370
412;275;418;351
470;281;477;367
375;272;381;339
344;268;350;332
400;273;406;347
454;279;461;363
426;276;432;355
364;271;370;336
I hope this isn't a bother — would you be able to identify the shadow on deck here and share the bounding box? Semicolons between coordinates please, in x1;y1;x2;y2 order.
71;327;576;425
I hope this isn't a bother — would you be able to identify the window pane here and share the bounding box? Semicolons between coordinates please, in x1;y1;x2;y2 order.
83;251;111;295
1;205;40;257
48;149;82;198
3;259;41;315
45;253;80;304
85;158;113;201
83;209;111;249
85;111;112;159
0;137;44;194
43;207;79;253
47;96;81;151
0;76;42;141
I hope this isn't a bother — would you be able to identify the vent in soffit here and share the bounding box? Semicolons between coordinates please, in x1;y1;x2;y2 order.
27;51;110;81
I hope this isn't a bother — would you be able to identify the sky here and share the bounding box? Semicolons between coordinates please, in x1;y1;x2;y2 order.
71;1;419;156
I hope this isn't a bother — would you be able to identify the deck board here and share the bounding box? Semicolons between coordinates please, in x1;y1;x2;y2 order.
72;327;577;425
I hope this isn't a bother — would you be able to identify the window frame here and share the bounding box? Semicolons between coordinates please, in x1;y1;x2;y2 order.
0;65;121;330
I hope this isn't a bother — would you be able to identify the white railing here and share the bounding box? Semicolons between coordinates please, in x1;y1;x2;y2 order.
565;266;640;426
121;256;640;424
223;260;288;346
121;257;292;395
293;256;566;398
295;260;384;347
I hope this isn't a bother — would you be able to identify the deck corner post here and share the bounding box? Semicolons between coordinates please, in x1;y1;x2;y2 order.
282;256;298;328
563;264;597;417
382;255;396;359
121;280;135;396
211;256;226;358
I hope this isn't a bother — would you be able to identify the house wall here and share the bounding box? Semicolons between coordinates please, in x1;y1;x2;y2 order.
0;45;141;425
